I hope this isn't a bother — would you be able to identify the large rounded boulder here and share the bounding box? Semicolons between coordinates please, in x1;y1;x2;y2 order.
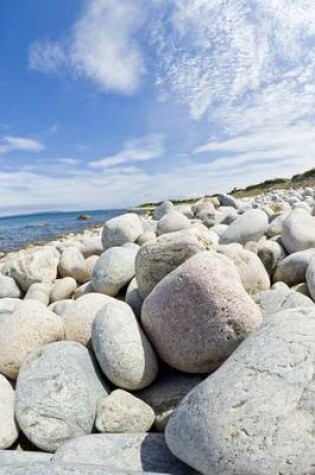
166;308;315;475
0;300;64;379
135;230;206;298
141;251;262;373
101;213;143;249
62;293;114;346
15;341;107;452
92;300;158;390
0;374;19;449
92;245;138;297
220;209;268;245
281;208;315;254
217;244;270;295
2;247;59;292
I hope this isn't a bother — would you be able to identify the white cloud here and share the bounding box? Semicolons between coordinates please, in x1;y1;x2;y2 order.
0;136;45;155
29;41;65;73
29;0;147;94
90;135;164;169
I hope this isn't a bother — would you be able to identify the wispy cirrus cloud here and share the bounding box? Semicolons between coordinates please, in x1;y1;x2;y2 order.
90;134;164;169
0;136;45;155
29;0;148;94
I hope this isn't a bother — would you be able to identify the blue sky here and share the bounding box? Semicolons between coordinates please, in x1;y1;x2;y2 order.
1;0;315;215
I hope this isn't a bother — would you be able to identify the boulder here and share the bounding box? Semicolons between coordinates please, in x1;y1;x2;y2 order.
15;341;107;452
25;282;51;305
101;213;143;249
135;230;206;298
153;201;174;220
96;389;155;433
166;308;315;475
135;370;205;431
175;204;194;219
141;251;262;373
80;236;104;258
0;275;21;298
0;463;155;475
92;300;158;390
217;244;270;295
0;450;51;466
157;211;191;236
50;277;77;303
0;374;19;449
58;247;90;284
62;293;113;346
74;281;94;299
273;248;315;286
125;278;143;318
2;248;59;292
306;258;315;301
281;208;315;253
0;300;64;379
220;209;268;245
217;193;238;208
92;246;138;297
49;300;74;316
136;232;156;246
53;433;194;475
254;288;314;317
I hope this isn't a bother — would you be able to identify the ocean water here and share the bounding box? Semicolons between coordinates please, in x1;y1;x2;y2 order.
0;209;125;253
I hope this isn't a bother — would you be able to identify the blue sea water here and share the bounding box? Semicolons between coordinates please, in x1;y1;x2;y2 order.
0;209;125;253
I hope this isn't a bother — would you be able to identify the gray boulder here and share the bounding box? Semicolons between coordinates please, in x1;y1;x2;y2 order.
96;389;155;433
15;341;107;452
153;201;174;220
92;246;138;297
166;308;315;475
25;282;52;305
53;433;194;474
101;213;143;249
306;258;315;301
254;288;314;317
273;248;315;286
92;300;158;390
141;251;262;373
0;275;21;298
281;208;315;254
58;247;90;284
125;278;144;318
135;229;206;298
0;374;19;448
2;248;59;292
0;464;158;475
50;277;77;303
157;210;191;236
220;209;268;245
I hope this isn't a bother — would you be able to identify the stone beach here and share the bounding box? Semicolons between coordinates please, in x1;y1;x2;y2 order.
1;186;315;474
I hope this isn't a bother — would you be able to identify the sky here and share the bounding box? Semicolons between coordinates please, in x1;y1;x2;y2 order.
1;0;315;215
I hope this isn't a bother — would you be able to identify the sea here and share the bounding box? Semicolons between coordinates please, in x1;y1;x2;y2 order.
0;209;125;253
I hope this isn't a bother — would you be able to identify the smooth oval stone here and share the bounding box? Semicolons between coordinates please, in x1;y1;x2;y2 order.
96;389;155;433
92;246;138;297
92;300;158;390
220;209;268;245
273;248;315;286
0;275;21;298
281;208;315;254
15;341;107;452
0;300;64;379
101;213;143;249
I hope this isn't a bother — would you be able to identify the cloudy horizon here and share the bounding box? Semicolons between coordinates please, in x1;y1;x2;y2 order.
1;0;315;215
